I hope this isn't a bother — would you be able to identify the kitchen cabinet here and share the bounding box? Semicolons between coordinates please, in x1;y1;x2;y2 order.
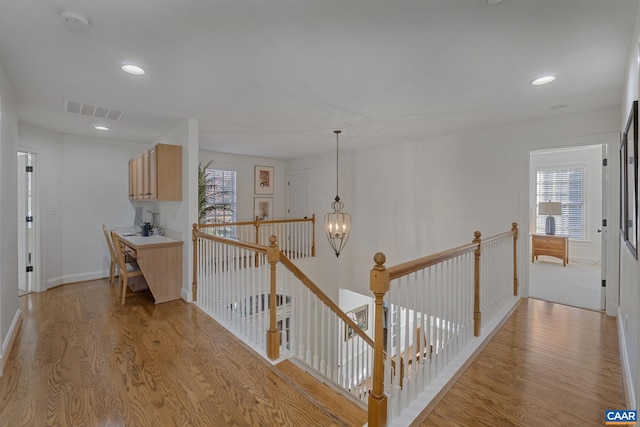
129;143;182;201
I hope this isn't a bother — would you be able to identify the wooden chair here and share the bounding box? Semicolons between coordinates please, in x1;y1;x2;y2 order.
391;326;432;388
102;224;135;287
111;230;145;305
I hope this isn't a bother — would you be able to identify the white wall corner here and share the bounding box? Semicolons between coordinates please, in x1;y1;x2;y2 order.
1;308;22;377
618;306;637;409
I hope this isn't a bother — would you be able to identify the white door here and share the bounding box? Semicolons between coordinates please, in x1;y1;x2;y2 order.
17;152;35;295
600;144;608;310
286;170;309;218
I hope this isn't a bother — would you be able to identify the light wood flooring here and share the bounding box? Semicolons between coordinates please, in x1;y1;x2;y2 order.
419;298;626;426
0;279;362;426
0;280;626;427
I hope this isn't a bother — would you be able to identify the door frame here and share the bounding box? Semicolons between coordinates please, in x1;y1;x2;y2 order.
17;149;42;293
519;133;620;316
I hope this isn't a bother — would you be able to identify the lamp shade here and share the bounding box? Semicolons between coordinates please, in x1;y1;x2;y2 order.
538;201;562;216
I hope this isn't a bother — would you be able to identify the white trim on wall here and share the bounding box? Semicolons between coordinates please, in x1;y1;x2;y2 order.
1;309;22;376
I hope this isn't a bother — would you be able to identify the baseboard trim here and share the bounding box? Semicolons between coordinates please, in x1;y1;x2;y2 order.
617;306;636;409
0;308;22;377
402;296;523;427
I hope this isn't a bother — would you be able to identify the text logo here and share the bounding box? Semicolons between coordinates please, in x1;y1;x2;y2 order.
606;410;637;425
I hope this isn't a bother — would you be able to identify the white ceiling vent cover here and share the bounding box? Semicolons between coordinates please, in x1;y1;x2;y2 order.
65;100;125;121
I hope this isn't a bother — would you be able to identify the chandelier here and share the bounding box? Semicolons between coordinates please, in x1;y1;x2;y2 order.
324;130;351;257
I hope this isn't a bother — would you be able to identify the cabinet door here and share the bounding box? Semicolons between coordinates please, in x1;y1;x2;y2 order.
142;150;151;199
148;147;158;199
128;159;135;199
134;154;145;200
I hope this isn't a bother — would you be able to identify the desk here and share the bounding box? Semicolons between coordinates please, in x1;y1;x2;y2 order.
531;234;569;266
117;233;183;303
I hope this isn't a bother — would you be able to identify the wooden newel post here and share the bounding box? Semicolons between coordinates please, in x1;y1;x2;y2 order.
192;223;198;302
473;231;482;337
512;222;518;296
266;235;280;360
368;252;389;427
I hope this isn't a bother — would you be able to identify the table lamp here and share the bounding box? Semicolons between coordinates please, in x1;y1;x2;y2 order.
538;201;562;235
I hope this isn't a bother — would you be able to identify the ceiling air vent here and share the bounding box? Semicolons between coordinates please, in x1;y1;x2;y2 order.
64;100;125;121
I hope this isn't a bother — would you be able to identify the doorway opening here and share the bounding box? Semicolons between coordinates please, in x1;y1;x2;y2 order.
528;144;605;311
18;151;36;296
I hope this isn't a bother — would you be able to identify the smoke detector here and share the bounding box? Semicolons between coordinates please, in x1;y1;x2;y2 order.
60;9;90;31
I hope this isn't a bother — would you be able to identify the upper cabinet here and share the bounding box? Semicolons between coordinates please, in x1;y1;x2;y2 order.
129;143;182;201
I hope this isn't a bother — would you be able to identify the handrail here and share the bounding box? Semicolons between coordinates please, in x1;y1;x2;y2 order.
387;242;479;280
197;215;316;260
279;254;374;348
192;224;372;350
198;220;256;228
193;227;267;254
482;230;514;245
368;223;519;427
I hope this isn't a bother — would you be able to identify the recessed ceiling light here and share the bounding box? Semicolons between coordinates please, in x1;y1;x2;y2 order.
121;64;146;75
94;125;109;131
531;75;556;86
486;0;502;4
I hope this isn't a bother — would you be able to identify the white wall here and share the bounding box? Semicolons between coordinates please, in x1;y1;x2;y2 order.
530;145;603;262
288;108;621;300
620;3;640;410
19;123;149;287
0;61;19;375
198;150;286;221
150;119;198;301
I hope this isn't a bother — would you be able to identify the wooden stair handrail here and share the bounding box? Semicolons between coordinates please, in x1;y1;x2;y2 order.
192;225;373;350
193;227;268;254
482;230;515;245
278;253;375;348
387;242;478;280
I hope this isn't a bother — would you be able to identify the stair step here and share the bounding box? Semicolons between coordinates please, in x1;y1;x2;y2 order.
276;360;367;427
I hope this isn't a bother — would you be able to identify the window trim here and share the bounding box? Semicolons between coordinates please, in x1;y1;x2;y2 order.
535;164;587;241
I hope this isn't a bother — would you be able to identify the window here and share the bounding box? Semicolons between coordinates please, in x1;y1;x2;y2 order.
536;167;585;239
203;168;236;235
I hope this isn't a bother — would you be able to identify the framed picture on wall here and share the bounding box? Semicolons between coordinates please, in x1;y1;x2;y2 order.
624;100;638;259
254;197;273;220
344;304;368;340
254;165;274;195
621;137;628;242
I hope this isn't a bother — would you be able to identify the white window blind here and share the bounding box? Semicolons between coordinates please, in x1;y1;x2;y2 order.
203;168;236;236
536;167;585;240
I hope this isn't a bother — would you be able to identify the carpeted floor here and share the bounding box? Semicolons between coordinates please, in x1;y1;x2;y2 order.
529;257;602;311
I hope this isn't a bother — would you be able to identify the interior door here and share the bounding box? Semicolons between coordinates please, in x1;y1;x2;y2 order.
286;170;309;218
17;152;34;295
600;144;608;310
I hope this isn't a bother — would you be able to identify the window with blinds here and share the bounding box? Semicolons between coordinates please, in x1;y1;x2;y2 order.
203;168;236;236
536;167;585;240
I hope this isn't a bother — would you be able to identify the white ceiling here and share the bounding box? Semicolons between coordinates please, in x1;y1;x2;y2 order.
0;0;638;159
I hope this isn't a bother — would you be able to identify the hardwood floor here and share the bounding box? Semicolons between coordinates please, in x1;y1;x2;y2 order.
0;281;626;427
0;279;355;426
419;298;626;427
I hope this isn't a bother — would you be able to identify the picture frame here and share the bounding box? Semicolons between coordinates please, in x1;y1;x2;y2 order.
254;197;273;220
345;304;368;340
624;100;638;259
621;137;628;242
254;165;274;195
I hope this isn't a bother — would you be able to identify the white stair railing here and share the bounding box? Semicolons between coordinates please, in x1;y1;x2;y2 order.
192;226;373;404
368;223;519;427
198;215;315;261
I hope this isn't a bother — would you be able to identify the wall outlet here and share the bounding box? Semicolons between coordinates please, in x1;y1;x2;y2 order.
50;205;57;215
